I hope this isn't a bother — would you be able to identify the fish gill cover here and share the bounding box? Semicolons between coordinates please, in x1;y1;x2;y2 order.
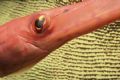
0;0;120;80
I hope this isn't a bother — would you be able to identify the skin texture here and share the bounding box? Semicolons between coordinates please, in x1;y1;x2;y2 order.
0;0;120;77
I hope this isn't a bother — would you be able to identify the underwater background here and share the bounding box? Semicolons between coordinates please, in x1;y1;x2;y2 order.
0;0;120;80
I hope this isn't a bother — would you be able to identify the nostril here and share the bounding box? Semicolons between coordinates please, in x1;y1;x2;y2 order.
63;9;69;13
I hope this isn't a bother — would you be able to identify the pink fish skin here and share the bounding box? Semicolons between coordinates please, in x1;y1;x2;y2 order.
0;0;120;77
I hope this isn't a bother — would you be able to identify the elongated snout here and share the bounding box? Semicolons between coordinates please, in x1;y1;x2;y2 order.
37;0;120;51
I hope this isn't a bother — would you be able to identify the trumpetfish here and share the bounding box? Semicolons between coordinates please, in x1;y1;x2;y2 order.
0;0;120;77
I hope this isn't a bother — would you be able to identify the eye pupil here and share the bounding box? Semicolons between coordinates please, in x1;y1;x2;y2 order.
35;19;44;29
34;15;47;33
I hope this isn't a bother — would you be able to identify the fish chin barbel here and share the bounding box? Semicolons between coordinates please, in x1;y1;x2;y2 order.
0;0;120;77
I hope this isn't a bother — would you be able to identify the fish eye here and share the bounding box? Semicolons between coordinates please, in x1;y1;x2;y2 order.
34;15;46;33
